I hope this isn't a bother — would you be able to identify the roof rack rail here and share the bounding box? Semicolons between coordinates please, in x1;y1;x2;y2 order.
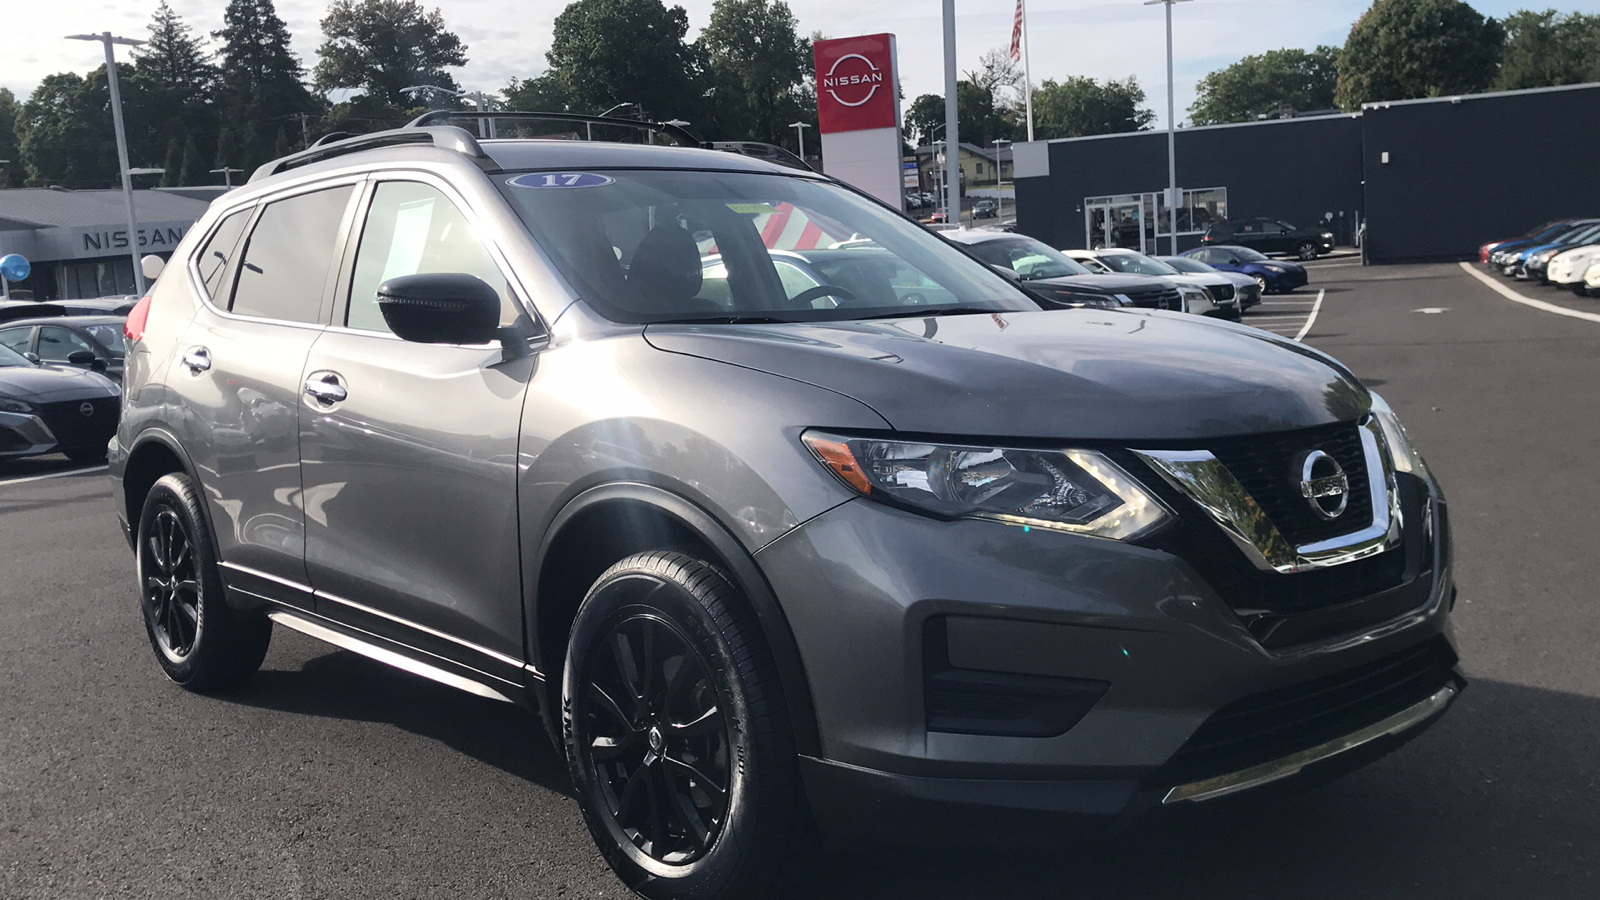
708;141;813;173
247;125;487;184
405;110;705;149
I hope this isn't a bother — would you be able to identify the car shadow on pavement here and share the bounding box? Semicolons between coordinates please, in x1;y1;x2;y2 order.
802;677;1600;899
229;646;573;798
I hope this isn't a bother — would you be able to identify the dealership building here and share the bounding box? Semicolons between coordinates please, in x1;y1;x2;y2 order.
1013;81;1600;263
0;187;224;299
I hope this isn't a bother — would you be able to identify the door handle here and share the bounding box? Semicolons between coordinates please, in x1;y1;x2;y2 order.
181;347;211;372
303;373;347;404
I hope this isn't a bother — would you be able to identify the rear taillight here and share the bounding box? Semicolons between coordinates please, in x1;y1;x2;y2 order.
124;294;153;342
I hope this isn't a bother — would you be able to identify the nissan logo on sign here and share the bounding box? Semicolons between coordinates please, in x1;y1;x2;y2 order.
814;34;899;134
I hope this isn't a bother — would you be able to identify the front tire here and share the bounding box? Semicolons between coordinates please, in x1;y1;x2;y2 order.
1254;274;1270;295
1297;241;1319;260
136;473;271;691
563;551;807;900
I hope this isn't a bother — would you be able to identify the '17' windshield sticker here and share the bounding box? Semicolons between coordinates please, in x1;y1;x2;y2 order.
506;172;616;189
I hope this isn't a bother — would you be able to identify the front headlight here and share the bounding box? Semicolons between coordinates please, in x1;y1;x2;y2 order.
0;395;33;415
802;432;1171;540
1368;393;1430;479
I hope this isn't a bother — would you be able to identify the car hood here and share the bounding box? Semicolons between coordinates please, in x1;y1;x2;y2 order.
1020;272;1171;295
645;309;1369;441
0;365;120;402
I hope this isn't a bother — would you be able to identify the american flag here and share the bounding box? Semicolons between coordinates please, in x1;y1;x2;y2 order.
1009;0;1025;61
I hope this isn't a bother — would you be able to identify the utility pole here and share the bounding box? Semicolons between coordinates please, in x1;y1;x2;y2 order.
1145;0;1193;255
993;139;1011;223
67;31;149;293
789;121;811;162
942;0;961;227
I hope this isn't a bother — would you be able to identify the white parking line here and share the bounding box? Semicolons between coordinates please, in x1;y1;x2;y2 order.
1458;262;1600;324
1294;290;1326;342
0;464;108;488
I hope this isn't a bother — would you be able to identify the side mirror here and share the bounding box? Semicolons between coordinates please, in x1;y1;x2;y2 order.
66;349;98;366
23;352;40;364
141;254;165;282
376;273;501;345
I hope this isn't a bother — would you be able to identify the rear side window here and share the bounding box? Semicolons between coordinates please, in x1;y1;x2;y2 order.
346;181;514;333
229;186;355;324
194;208;252;300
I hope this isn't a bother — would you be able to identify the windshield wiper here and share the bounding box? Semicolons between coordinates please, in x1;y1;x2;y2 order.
855;307;990;320
648;315;794;325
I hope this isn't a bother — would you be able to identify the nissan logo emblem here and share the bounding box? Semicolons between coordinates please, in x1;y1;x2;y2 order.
79;402;95;417
1297;450;1348;520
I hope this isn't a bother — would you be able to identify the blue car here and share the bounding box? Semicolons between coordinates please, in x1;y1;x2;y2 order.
1508;222;1600;280
1183;245;1309;294
1490;219;1600;274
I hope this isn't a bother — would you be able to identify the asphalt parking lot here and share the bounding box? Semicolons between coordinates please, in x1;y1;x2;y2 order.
3;261;1598;899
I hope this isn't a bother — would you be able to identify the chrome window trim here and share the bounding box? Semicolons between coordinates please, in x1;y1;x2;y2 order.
1134;415;1403;574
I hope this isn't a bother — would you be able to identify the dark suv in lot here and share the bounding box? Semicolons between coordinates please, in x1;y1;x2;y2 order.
1203;217;1335;259
110;116;1460;900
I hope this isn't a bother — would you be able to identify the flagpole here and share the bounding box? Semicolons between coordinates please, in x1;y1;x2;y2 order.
1021;0;1034;141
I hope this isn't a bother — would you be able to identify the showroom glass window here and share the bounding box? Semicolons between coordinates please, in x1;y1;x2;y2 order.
228;186;354;323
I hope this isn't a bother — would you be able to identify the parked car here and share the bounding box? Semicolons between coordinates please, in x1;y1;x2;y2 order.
1547;240;1600;293
1158;254;1262;311
972;199;998;219
949;231;1187;311
1521;223;1600;282
1480;218;1582;264
109;121;1460;900
1184;245;1310;294
0;315;127;383
1062;248;1232;318
1201;217;1334;260
1585;257;1600;296
0;342;121;462
1491;219;1600;274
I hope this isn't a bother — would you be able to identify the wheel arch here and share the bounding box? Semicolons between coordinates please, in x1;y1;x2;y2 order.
529;482;821;758
122;428;213;551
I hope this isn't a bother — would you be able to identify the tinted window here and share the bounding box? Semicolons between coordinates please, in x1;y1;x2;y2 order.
229;186;354;323
1258;222;1285;234
195;207;252;300
0;327;31;356
38;326;98;362
347;181;514;333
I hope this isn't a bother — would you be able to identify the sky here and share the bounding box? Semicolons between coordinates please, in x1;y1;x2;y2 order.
4;0;1598;131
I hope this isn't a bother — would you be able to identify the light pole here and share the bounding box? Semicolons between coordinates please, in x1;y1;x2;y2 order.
210;167;244;188
942;0;961;227
404;84;496;138
67;31;149;293
993;139;1011;223
789;121;811;162
1145;0;1193;255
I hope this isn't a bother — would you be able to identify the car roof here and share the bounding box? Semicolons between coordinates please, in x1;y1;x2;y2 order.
480;139;815;176
944;230;1029;244
0;315;125;328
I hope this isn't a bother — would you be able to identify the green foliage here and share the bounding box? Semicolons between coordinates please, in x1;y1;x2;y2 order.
1032;76;1154;139
905;93;945;147
904;78;1025;149
13;67;171;188
314;0;468;109
1496;9;1600;90
135;1;217;101
1190;47;1341;125
215;0;320;169
178;136;204;185
1335;0;1504;110
698;0;812;146
313;94;416;138
502;74;578;114
0;89;20;188
162;139;183;187
545;0;704;120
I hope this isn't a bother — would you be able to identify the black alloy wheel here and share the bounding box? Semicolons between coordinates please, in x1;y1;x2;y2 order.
136;473;272;690
142;508;200;661
581;611;730;864
564;551;809;900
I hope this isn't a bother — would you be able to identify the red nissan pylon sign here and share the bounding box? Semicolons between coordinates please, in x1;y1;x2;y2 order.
814;34;898;134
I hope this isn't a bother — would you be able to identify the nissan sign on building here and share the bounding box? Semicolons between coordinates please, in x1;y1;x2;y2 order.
813;34;903;206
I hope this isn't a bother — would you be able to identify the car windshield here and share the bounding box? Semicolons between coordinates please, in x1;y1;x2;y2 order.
0;344;33;367
1098;253;1179;277
1231;247;1270;262
960;236;1093;280
495;169;1037;324
82;324;127;358
1162;257;1217;274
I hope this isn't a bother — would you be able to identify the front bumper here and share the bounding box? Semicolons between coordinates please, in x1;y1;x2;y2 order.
0;409;61;458
758;468;1457;836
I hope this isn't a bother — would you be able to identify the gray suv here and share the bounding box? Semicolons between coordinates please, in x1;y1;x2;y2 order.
110;120;1461;900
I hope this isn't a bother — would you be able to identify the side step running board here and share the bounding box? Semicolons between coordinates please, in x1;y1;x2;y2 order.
267;609;519;705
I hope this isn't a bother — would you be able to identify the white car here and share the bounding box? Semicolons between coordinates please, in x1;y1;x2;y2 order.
1063;248;1238;320
1585;257;1600;296
1157;255;1263;311
1547;243;1600;292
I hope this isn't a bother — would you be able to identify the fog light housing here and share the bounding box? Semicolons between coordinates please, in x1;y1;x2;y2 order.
923;618;1110;737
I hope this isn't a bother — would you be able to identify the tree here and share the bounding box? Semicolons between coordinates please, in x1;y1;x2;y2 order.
903;81;1020;148
905;93;945;146
1496;9;1600;91
0;89;21;188
1334;0;1504;110
964;48;1021;103
698;0;811;144
544;0;704;121
161;138;183;187
17;72;115;187
1189;47;1341;124
214;126;239;170
215;0;320;166
178;135;204;185
502;74;578;114
135;0;217;101
314;0;468;109
1032;76;1154;139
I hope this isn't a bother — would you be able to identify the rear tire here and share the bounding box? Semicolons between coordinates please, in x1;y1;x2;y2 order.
563;551;809;900
136;473;272;691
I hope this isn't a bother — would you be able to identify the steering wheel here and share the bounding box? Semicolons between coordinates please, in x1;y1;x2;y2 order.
791;284;858;307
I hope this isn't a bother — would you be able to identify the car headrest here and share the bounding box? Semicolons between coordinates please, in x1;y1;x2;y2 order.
628;225;704;310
